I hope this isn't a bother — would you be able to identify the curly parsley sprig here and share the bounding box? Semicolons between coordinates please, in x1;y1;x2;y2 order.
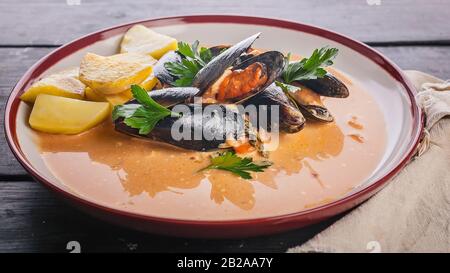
164;40;213;87
199;151;272;179
282;46;339;84
112;85;180;135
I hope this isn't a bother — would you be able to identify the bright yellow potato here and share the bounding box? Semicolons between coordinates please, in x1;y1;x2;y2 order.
85;75;158;105
20;67;85;103
84;87;105;102
139;74;159;91
79;52;155;95
120;24;178;59
29;94;110;134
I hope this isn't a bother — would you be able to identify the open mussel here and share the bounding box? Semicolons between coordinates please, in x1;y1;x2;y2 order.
209;45;257;66
200;51;285;104
243;83;305;133
115;103;248;151
286;84;334;122
279;72;349;122
296;73;349;98
192;33;260;92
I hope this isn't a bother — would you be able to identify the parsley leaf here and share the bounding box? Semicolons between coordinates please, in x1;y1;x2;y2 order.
275;81;299;93
164;40;213;86
282;47;339;83
199;151;272;179
165;59;201;87
112;85;180;135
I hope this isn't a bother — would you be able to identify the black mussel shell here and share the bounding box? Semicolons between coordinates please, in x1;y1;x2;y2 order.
209;45;255;66
115;104;247;151
153;51;182;85
192;33;260;92
243;84;305;133
298;104;334;122
286;86;335;122
147;87;199;107
230;51;285;103
209;45;229;58
297;73;349;98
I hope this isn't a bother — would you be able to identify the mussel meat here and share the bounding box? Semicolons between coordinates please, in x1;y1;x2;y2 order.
287;85;334;122
192;33;260;92
201;51;286;103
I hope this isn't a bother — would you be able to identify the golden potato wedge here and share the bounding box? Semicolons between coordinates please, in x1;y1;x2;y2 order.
29;94;110;134
120;24;178;59
85;74;158;106
20;67;85;103
79;52;155;95
138;74;159;92
84;87;105;102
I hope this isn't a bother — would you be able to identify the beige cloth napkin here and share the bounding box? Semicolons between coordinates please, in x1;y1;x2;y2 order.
288;70;450;253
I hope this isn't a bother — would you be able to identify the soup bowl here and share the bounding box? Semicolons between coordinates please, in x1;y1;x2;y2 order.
4;15;423;238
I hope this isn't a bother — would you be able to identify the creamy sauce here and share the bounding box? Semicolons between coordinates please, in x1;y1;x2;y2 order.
36;70;386;220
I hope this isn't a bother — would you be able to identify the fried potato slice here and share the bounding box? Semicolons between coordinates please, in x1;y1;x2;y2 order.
29;94;110;134
79;52;155;95
20;67;85;103
85;74;158;106
120;24;178;59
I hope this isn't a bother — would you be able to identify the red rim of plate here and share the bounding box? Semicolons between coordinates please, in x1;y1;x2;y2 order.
4;15;423;228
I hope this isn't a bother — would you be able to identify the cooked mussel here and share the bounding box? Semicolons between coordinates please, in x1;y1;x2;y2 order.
243;83;305;133
148;87;199;107
287;85;334;122
296;73;349;98
192;33;260;92
201;51;285;103
153;51;182;85
209;45;256;66
114;103;248;151
209;45;229;58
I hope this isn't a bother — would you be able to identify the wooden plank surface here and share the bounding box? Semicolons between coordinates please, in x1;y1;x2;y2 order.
0;181;339;252
1;0;449;253
0;0;449;45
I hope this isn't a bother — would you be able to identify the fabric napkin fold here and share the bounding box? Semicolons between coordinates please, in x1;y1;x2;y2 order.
288;70;450;253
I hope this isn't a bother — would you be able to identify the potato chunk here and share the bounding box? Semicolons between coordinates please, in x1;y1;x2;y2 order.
120;24;178;59
20;67;85;103
85;74;158;105
29;94;110;134
79;52;155;95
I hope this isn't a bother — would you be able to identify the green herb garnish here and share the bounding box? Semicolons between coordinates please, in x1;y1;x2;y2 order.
164;40;213;87
165;59;201;87
112;85;180;135
199;151;272;179
275;81;299;93
282;46;338;84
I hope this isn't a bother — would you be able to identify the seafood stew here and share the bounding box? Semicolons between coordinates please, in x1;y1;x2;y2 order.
20;25;386;220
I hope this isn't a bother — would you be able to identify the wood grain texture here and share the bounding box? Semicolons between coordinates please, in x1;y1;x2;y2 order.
0;0;449;45
0;48;53;176
0;1;449;252
1;46;449;176
0;181;339;252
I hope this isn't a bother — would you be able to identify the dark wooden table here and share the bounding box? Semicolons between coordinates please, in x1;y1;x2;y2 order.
1;0;449;253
